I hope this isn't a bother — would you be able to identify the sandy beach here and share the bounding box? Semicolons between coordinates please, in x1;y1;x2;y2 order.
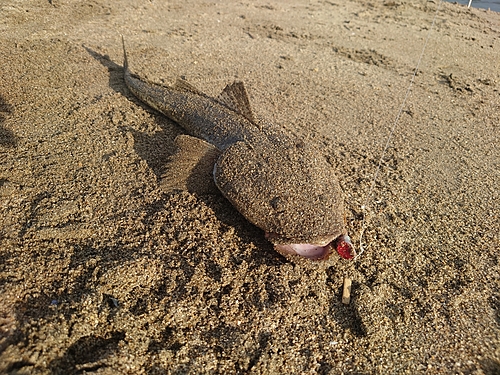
1;0;499;373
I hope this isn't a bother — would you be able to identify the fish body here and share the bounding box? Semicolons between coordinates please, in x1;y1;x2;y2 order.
121;38;354;260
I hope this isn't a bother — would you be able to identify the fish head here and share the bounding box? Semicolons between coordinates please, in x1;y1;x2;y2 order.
214;138;355;260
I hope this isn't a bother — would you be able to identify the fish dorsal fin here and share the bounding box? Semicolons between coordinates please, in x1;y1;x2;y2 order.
217;81;256;123
174;78;205;95
161;135;220;195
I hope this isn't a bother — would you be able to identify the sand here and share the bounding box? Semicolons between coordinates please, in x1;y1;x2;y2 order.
0;0;499;373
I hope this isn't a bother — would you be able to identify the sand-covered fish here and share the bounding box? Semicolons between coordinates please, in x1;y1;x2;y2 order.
121;37;354;260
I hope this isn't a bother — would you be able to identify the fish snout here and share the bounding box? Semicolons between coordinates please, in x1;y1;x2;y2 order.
266;233;355;260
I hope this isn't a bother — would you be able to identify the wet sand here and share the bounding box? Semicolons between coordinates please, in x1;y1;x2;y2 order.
1;0;499;373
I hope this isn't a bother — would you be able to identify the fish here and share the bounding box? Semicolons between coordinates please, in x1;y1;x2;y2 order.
121;37;355;260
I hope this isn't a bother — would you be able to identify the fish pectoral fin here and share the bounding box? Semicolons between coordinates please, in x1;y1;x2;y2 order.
217;81;256;124
160;135;221;195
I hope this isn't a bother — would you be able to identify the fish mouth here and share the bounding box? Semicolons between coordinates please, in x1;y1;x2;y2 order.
267;233;355;261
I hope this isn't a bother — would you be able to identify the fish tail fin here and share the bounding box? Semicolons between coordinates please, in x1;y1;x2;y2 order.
121;35;129;70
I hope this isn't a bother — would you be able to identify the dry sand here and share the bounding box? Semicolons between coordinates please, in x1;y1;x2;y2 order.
1;0;499;373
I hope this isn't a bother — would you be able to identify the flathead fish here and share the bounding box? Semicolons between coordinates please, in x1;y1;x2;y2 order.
121;37;354;260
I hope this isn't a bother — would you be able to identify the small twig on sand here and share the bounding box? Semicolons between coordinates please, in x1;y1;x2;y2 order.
342;277;352;305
